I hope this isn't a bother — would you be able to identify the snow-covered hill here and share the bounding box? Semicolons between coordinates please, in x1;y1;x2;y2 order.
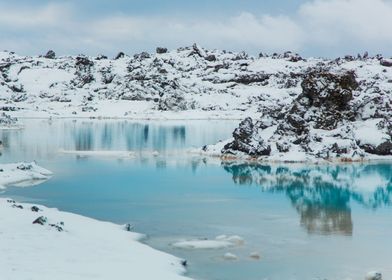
1;45;392;161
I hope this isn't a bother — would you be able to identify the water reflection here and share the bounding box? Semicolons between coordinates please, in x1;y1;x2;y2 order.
222;162;392;236
0;120;237;161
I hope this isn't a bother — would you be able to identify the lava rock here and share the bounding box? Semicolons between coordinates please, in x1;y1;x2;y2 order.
380;59;392;67
33;216;48;225
222;118;272;157
360;141;392;156
17;163;33;171
301;71;358;109
205;54;217;62
44;50;56;59
156;47;168;54
114;52;125;60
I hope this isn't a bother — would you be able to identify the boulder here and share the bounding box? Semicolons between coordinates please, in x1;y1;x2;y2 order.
156;47;168;54
114;52;125;60
222;118;271;157
380;59;392;67
301;71;358;109
44;50;56;59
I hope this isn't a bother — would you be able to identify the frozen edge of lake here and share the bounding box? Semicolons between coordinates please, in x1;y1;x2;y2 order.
0;163;191;280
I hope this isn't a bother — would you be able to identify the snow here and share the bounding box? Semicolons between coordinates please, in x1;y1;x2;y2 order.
0;198;191;280
172;235;245;250
0;164;191;280
59;150;136;159
1;47;392;163
354;119;388;146
0;162;52;189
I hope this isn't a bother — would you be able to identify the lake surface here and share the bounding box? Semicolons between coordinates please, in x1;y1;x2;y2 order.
1;119;392;280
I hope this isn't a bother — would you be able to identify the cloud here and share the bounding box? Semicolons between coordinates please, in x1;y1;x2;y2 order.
0;3;72;29
0;0;392;57
88;13;304;53
299;0;392;49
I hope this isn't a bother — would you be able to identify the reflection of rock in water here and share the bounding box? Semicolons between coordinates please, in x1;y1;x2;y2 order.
74;125;94;151
298;205;352;236
222;162;392;236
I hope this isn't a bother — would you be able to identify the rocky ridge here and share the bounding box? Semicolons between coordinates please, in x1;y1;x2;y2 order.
1;45;392;160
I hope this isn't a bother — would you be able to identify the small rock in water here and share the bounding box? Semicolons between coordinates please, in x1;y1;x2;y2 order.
125;223;134;232
249;252;261;260
7;199;16;203
365;271;382;280
181;260;187;267
223;253;238;261
31;206;40;212
32;216;48;225
12;204;23;209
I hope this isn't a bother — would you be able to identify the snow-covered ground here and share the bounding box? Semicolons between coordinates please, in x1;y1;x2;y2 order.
1;46;391;161
0;163;191;280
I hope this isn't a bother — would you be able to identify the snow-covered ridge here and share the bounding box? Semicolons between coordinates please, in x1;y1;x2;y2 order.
1;45;389;120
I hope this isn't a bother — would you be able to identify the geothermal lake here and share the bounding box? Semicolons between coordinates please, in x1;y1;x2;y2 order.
1;119;392;280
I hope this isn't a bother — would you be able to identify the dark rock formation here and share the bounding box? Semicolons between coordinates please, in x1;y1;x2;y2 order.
222;118;271;156
33;216;48;225
44;50;56;59
156;47;168;54
114;52;125;60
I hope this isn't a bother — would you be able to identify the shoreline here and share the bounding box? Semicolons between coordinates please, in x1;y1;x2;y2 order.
0;162;191;280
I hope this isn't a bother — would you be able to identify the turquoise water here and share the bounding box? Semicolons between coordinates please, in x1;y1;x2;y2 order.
1;120;392;280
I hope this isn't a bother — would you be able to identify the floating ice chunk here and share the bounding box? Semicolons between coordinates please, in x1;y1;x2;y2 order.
223;253;238;261
152;151;160;157
173;235;245;250
365;271;382;280
216;235;245;245
172;239;232;250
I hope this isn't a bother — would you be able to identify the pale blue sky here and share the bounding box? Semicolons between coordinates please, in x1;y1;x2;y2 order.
1;0;391;57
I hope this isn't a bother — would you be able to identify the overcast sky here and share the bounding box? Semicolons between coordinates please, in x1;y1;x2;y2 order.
1;0;391;58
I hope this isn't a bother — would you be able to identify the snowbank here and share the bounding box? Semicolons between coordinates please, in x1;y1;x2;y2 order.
0;198;191;280
0;162;52;189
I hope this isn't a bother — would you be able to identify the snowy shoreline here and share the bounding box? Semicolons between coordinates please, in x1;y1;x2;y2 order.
0;163;191;280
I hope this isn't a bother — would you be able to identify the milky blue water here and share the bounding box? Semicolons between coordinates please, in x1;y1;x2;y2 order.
1;120;392;280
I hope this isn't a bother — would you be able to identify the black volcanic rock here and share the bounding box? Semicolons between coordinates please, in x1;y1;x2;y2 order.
44;50;56;59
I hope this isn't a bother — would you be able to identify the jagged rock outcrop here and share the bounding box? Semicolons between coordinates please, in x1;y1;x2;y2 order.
219;69;392;161
222;118;271;156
